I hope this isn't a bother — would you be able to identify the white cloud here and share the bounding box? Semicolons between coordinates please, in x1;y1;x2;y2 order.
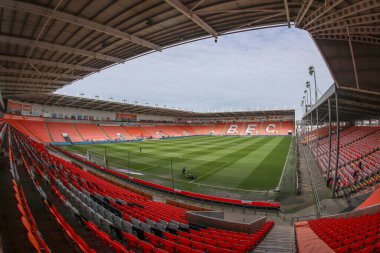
57;27;334;119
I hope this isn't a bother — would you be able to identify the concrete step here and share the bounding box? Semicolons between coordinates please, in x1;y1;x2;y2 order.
254;225;294;253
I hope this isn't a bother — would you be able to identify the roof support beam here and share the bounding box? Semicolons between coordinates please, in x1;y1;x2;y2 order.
0;36;124;63
0;76;67;85
218;13;284;36
0;85;60;90
0;0;161;51
283;0;291;28
103;103;127;111
302;0;345;29
312;26;380;36
164;0;218;37
313;34;380;46
65;97;83;107
340;87;380;97
193;8;282;15
346;27;359;90
92;101;113;110
310;13;380;34
0;68;82;79
42;94;58;105
295;0;314;27
0;86;57;91
0;55;98;72
52;95;67;105
0;76;68;88
78;99;102;109
0;89;5;110
307;0;380;31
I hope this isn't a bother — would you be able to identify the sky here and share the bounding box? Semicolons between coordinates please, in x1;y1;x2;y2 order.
57;26;334;119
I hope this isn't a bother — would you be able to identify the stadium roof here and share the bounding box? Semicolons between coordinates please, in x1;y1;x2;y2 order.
303;84;380;122
9;92;294;118
0;0;379;101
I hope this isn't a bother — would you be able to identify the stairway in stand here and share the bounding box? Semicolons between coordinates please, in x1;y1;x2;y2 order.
254;224;294;253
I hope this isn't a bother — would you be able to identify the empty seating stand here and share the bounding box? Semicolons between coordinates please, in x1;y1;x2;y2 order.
47;122;84;142
100;125;134;140
307;213;380;253
311;126;380;194
11;127;275;253
75;123;108;141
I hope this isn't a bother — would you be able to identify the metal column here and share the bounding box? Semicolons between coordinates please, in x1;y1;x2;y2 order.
316;108;319;159
332;89;340;198
310;112;313;147
327;98;332;181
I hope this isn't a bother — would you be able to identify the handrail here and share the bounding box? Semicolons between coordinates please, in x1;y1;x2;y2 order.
292;223;297;253
290;214;319;224
299;136;321;218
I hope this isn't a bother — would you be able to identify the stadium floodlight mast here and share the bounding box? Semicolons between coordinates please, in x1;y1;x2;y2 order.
309;66;318;102
303;96;306;112
306;81;312;107
304;90;308;111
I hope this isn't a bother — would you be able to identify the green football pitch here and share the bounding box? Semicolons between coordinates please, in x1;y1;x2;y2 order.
63;136;293;200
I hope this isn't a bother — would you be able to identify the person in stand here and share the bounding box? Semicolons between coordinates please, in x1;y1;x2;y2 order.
326;177;332;187
353;170;359;183
358;161;362;170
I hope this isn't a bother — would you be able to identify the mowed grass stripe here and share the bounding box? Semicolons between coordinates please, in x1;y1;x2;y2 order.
142;137;254;175
198;137;286;190
69;137;247;172
138;136;246;156
89;136;249;163
85;136;232;157
190;137;273;181
237;137;291;190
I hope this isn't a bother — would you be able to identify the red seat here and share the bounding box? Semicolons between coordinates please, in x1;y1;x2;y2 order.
343;238;355;246
205;245;220;253
364;236;376;246
122;232;139;248
111;240;129;253
175;245;193;253
161;239;175;253
335;245;350;253
177;236;191;247
359;245;375;253
329;241;342;249
163;232;177;242
204;238;217;247
351;241;364;252
191;235;203;243
139;241;154;253
191;241;206;251
218;241;232;249
232;243;246;252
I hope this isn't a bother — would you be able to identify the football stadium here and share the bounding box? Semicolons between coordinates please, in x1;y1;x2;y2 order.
0;1;379;253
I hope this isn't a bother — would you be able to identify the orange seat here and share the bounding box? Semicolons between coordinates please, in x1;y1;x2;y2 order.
21;216;32;232
28;232;42;253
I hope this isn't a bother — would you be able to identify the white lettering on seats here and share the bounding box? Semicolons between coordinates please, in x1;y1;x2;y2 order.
226;125;238;134
266;124;276;134
245;124;257;134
